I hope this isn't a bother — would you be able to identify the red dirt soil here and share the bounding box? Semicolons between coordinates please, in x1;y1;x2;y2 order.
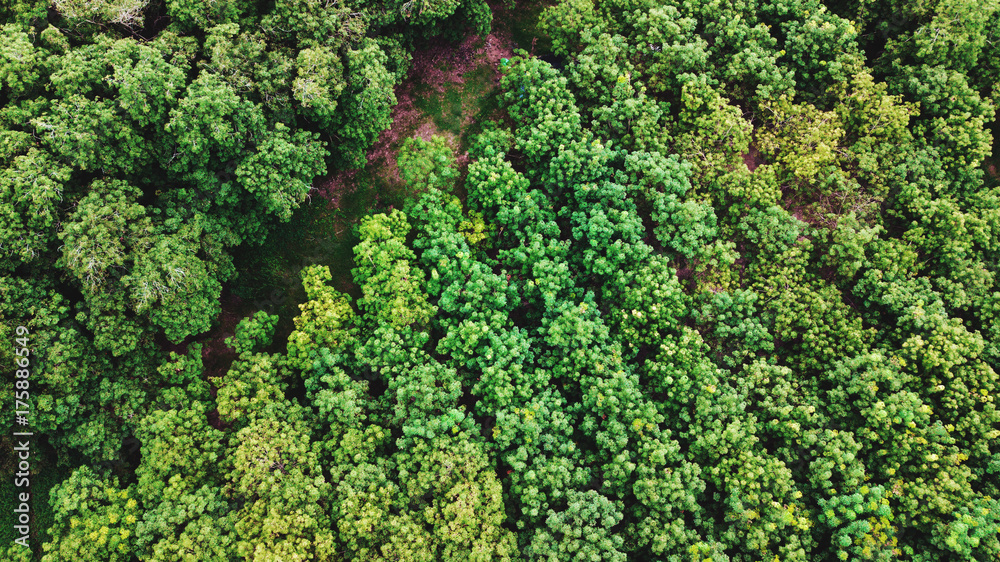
200;292;245;380
315;23;516;207
741;143;764;172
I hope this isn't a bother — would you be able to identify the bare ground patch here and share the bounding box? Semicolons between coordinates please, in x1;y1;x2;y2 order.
741;143;764;172
314;20;517;210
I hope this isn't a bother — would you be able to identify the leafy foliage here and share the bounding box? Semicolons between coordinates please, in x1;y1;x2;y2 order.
10;0;1000;560
41;467;140;562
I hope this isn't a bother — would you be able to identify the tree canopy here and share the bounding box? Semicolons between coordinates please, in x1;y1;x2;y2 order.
4;0;1000;560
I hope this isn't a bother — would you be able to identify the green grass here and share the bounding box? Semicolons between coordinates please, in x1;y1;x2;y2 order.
230;200;365;344
411;55;504;153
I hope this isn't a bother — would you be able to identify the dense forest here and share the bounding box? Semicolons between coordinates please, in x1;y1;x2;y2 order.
2;0;999;559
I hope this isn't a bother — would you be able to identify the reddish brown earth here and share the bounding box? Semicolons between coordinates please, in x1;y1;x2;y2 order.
741;143;764;172
200;292;245;380
315;22;517;209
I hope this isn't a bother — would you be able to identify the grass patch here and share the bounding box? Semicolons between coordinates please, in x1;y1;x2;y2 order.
230;201;364;331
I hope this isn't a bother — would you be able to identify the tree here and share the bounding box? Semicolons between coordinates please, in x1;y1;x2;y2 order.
353;210;436;331
491;389;587;527
166;0;248;32
538;0;600;55
331;39;397;168
629;6;710;95
260;0;367;47
287;265;358;371
52;0;148;28
292;46;346;128
132;406;235;561
0;149;71;268
215;352;287;426
889;64;995;188
152;343;211;408
695;289;774;368
390;424;517;560
227;310;279;356
109;43;188;129
164;72;265;193
33;94;152;175
818;485;899;561
756;94;846;192
524;490;626;561
123;230;223;343
226;405;337;561
234;123;327;221
0;23;46;102
604;254;687;351
780;7;865;105
41;467;141;562
398;135;460;191
57;179;147;295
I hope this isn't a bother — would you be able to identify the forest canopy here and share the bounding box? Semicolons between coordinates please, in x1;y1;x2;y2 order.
2;0;1000;560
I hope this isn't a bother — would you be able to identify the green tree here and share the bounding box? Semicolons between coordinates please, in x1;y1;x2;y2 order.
293;46;347;128
398;135;460;191
818;485;899;561
0;24;46;102
166;0;248;31
133;405;235;561
525;490;626;561
0;149;71;268
123;230;223;343
234;123;327;221
52;0;148;28
216;352;287;426
287;265;358;371
226;404;337;561
331;39;397;168
41;467;141;562
227;310;279;356
353;210;436;331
